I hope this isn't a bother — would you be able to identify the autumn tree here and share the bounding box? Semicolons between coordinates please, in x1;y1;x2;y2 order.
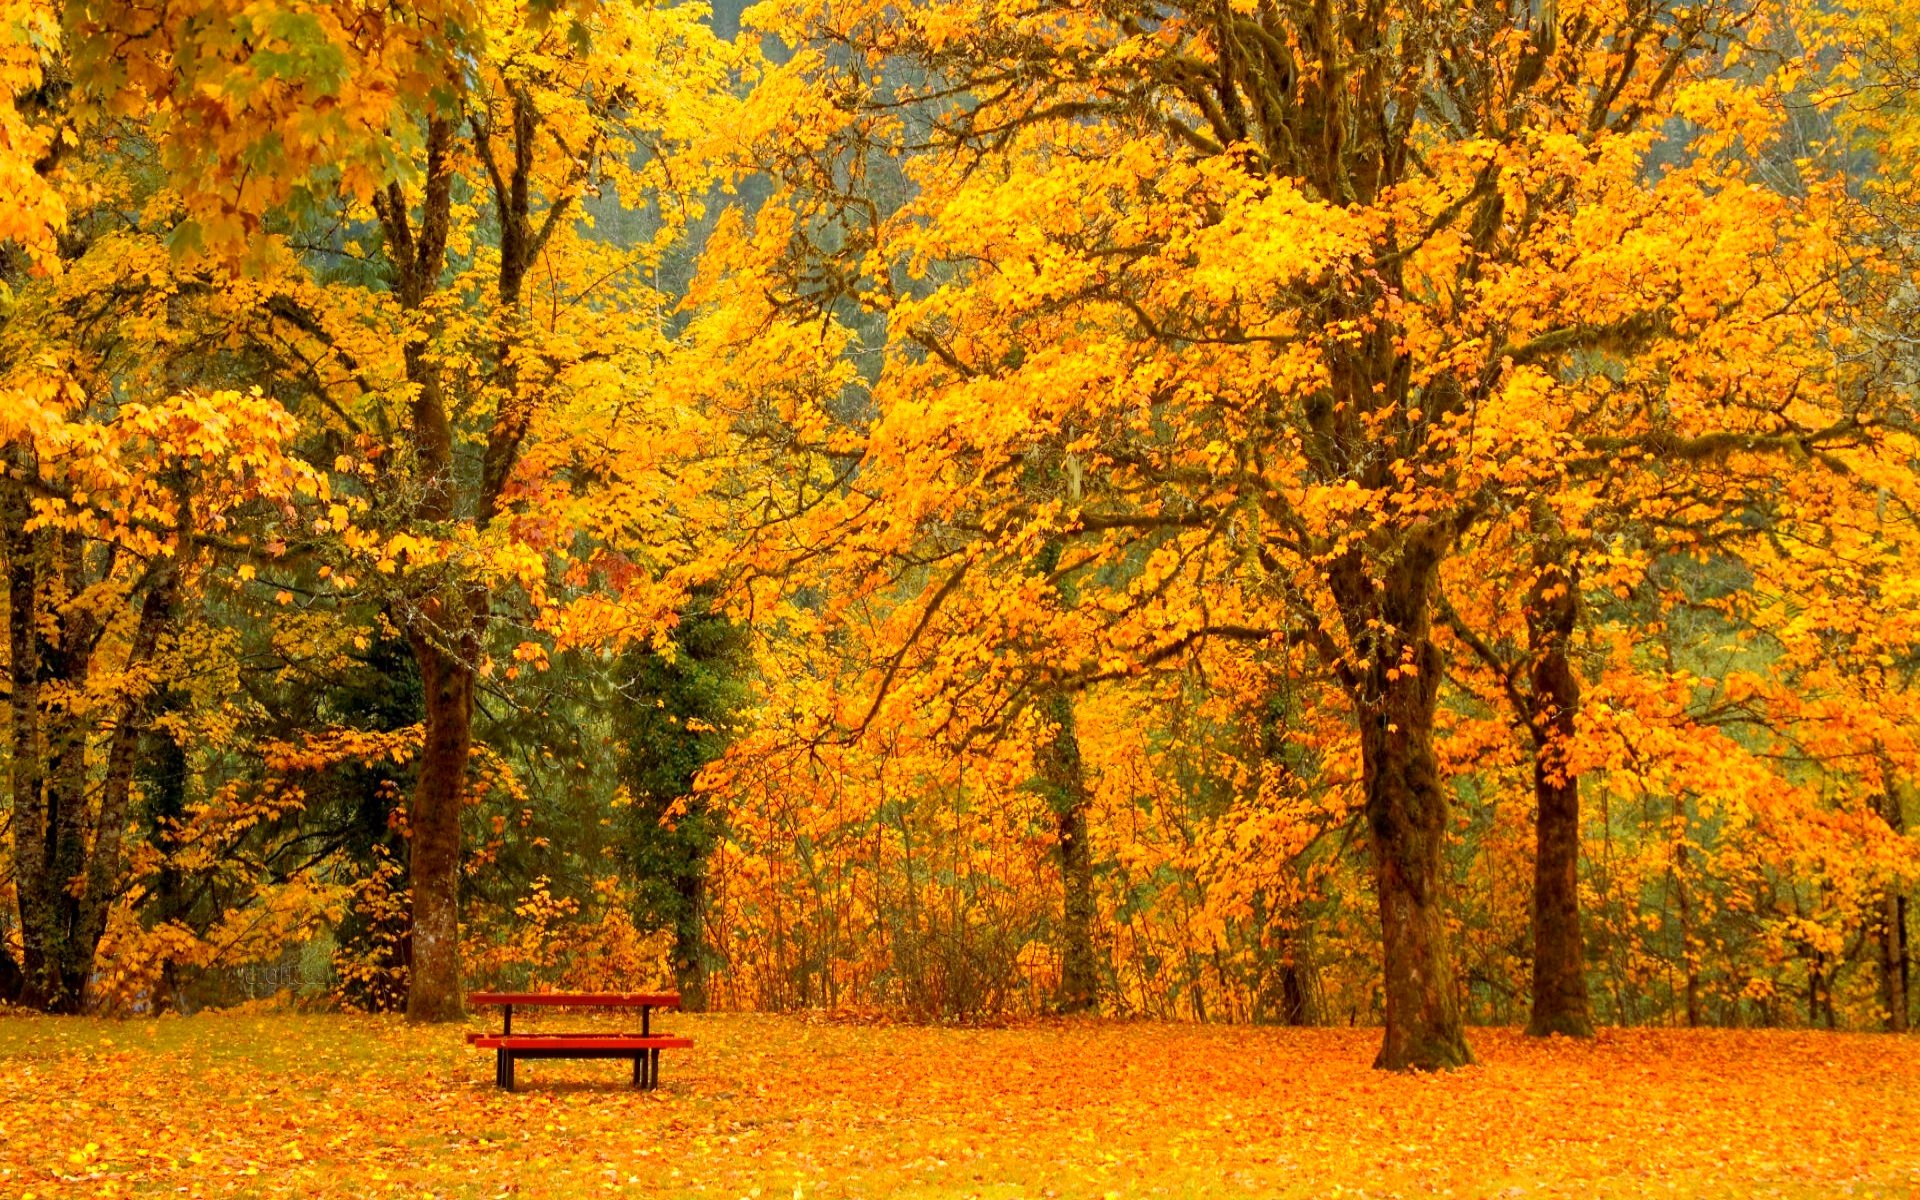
2;0;745;1018
131;1;735;1021
611;595;752;1010
1438;503;1595;1038
0;388;323;1009
689;0;1884;1067
1803;0;1920;1031
2;13;344;1008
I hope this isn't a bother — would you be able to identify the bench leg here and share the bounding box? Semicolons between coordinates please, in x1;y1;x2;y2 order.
649;1047;661;1091
504;1052;516;1092
633;1053;647;1089
495;1048;506;1089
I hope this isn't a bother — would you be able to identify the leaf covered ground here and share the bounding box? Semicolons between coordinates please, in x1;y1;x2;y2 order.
2;1013;1917;1199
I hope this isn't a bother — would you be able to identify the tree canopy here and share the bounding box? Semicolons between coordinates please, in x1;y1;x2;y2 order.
3;0;1920;1069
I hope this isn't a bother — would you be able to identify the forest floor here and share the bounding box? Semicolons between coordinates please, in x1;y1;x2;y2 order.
1;1012;1916;1199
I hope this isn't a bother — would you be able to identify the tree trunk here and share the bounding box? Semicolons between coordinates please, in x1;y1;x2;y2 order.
1879;783;1911;1033
1882;895;1911;1033
1036;689;1099;1014
1030;526;1098;1015
1672;814;1702;1027
405;631;474;1023
4;450;186;1013
3;451;67;1011
1278;948;1315;1026
1808;951;1837;1029
1337;550;1472;1071
1360;656;1472;1069
380;115;472;1025
139;694;191;1012
672;849;711;1011
72;564;180;983
1524;556;1594;1038
0;943;23;1004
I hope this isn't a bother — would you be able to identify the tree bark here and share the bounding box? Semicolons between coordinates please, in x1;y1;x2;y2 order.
0;942;23;1005
404;630;474;1023
138;691;191;1012
384;101;553;1021
1879;782;1911;1033
71;558;180;981
37;532;97;1009
671;860;710;1011
1670;805;1703;1027
1335;550;1472;1071
1523;554;1594;1038
377;114;476;1024
1808;950;1837;1029
1359;656;1472;1069
1881;894;1911;1034
3;450;73;1011
1036;689;1099;1014
1277;945;1315;1026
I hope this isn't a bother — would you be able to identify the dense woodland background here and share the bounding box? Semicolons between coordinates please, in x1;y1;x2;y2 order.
3;0;1919;1069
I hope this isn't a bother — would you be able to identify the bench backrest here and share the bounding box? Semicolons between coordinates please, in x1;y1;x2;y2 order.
468;991;682;1008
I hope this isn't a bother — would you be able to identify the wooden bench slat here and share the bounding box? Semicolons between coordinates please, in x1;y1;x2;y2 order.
466;1031;669;1043
467;1032;688;1043
469;991;682;1008
470;1029;695;1044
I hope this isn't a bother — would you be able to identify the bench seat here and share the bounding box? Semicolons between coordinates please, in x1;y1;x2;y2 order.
474;1031;693;1091
472;1034;693;1051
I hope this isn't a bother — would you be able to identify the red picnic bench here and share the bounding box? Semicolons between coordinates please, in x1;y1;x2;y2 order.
468;991;692;1091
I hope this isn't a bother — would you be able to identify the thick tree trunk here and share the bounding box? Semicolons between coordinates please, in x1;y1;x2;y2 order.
1524;557;1594;1038
405;632;474;1023
1360;653;1472;1069
672;864;710;1011
1036;689;1099;1013
1331;546;1472;1071
379;115;486;1023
